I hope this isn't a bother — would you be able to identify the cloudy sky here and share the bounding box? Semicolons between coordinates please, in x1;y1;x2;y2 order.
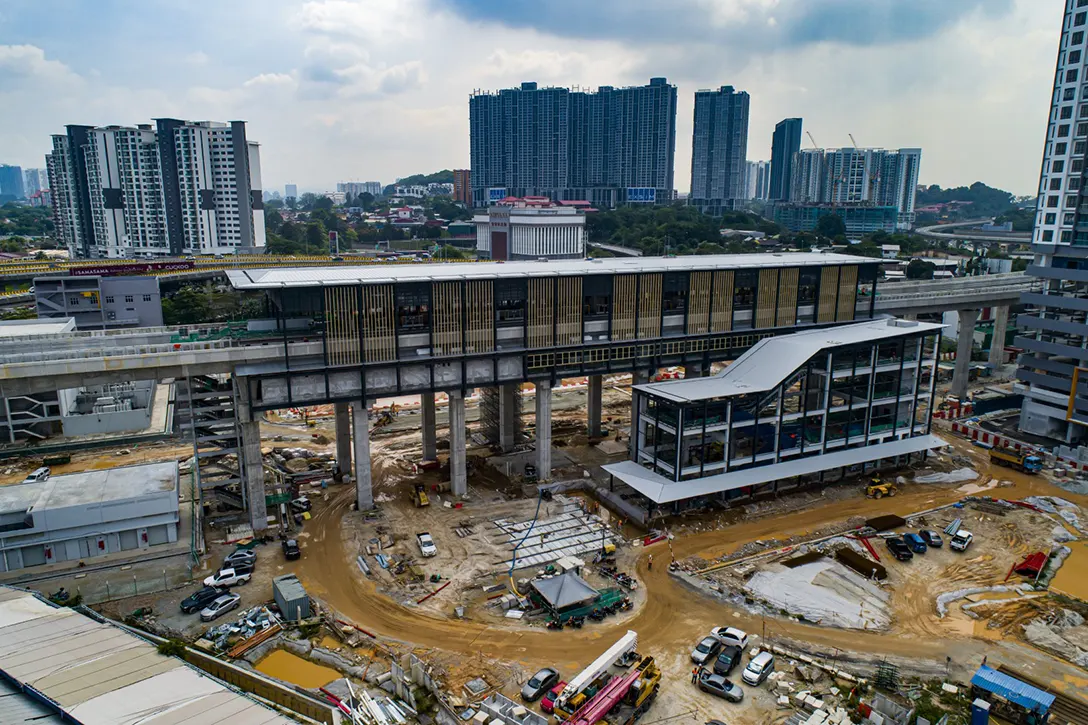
0;0;1066;196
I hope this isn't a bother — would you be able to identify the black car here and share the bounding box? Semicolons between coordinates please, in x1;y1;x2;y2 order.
282;538;301;560
180;586;225;614
885;537;914;562
920;530;944;548
712;646;742;676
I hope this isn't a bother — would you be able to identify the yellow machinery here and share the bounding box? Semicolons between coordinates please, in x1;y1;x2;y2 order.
412;484;430;508
865;476;898;499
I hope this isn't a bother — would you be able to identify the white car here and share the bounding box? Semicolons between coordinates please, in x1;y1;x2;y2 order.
417;532;437;557
710;626;749;650
950;530;974;552
200;593;241;621
203;567;252;588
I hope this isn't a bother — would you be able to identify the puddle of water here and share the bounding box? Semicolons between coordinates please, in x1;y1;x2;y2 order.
1051;541;1088;602
255;649;340;689
319;635;344;650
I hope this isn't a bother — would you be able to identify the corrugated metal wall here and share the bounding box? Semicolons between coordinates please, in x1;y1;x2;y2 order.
637;273;662;339
612;274;638;341
556;277;582;345
710;270;734;332
776;268;799;327
818;267;839;323
836;265;858;321
755;269;778;329
432;281;462;355
361;284;395;362
528;278;554;349
465;280;494;353
687;271;711;335
324;286;360;366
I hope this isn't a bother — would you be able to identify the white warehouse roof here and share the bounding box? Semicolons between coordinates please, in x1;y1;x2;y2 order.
0;461;178;514
637;318;944;404
0;587;295;724
227;252;875;289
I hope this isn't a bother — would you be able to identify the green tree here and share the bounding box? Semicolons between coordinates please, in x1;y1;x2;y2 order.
298;192;318;210
313;196;334;211
814;213;846;239
161;286;213;325
906;259;936;280
359;192;375;210
265;209;284;234
305;222;327;248
437;244;466;259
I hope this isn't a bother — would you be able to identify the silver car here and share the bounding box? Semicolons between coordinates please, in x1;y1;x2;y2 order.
200;593;241;622
691;636;721;665
223;550;257;569
521;668;560;702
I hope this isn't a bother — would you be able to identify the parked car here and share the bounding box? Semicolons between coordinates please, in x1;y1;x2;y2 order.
950;530;974;552
203;566;252;588
540;681;566;713
712;646;743;676
417;532;437;557
200;592;241;621
290;497;312;513
22;467;50;484
180;586;226;614
741;651;775;686
920;530;944;548
223;550;257;569
521;667;560;702
902;533;928;554
884;537;914;562
691;636;722;666
282;538;301;560
697;671;744;703
710;626;749;650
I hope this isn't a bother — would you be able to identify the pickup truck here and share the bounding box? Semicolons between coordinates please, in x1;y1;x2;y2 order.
950;530;974;552
203;565;253;588
416;532;437;557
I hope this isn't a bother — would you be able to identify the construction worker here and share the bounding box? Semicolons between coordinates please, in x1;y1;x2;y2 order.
691;666;699;684
647;554;653;571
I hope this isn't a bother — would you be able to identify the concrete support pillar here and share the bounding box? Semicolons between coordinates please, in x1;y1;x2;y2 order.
989;305;1010;367
952;308;979;400
587;375;603;438
334;402;352;477
421;392;437;461
536;380;553;481
351;401;373;511
499;383;517;453
239;418;268;532
235;379;268;532
630;370;650;458
449;390;467;497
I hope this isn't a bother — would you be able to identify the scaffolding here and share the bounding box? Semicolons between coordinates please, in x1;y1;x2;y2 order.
479;384;523;447
176;374;246;514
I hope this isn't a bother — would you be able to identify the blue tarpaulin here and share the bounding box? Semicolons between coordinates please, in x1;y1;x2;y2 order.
970;665;1055;714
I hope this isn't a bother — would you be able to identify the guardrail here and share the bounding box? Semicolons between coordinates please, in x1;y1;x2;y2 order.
0;338;235;365
875;282;1038;303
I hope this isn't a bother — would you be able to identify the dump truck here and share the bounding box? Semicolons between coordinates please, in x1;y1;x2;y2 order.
561;655;660;725
989;448;1042;474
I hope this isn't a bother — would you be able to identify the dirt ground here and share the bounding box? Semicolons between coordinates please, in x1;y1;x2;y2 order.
31;375;1088;722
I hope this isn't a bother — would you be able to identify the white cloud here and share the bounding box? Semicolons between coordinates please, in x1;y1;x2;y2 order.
0;0;1067;196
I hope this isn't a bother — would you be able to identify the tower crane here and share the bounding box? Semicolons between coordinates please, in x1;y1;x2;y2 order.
806;131;820;150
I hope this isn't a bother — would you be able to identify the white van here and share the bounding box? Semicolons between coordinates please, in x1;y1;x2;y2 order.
22;467;51;484
742;651;775;686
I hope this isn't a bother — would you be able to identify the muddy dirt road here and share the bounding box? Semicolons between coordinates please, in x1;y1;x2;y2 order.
289;430;1088;695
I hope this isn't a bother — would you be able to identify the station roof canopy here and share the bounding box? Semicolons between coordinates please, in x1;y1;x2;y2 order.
226;252;874;289
603;435;947;504
970;665;1055;714
0;586;297;724
636;318;944;404
530;571;599;611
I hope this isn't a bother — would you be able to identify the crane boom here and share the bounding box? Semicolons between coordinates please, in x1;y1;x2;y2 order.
563;661;646;725
556;631;638;711
848;133;859;150
806;131;819;149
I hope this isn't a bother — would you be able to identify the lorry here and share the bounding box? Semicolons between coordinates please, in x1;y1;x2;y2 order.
989;448;1042;474
561;656;660;725
552;630;639;720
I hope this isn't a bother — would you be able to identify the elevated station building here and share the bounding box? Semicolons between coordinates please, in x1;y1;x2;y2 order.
603;318;945;513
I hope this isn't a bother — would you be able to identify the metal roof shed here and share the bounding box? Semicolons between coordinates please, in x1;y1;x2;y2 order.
970;665;1055;716
530;571;599;613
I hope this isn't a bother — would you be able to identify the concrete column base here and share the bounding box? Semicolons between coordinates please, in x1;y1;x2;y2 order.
239;419;268;531
587;375;603;438
988;305;1010;366
334;402;351;478
449;390;467;497
536;380;552;481
499;383;517;453
352;401;373;510
421;392;437;461
952;308;979;400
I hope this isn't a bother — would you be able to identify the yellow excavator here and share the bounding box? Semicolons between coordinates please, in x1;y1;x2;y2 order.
865;475;898;499
412;483;430;507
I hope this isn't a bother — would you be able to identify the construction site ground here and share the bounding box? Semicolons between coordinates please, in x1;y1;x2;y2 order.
13;376;1088;724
